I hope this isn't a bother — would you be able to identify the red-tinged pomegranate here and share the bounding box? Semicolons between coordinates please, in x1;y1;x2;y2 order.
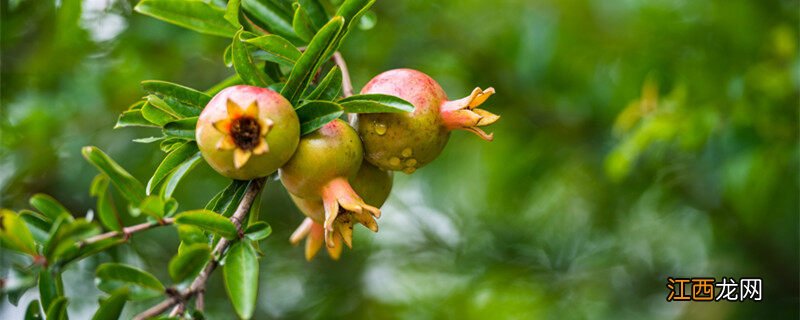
279;119;381;251
288;162;393;260
196;85;299;180
353;69;498;173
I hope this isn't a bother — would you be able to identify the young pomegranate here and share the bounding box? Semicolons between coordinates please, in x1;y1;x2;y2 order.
353;68;498;173
279;119;381;253
288;162;393;260
196;85;299;180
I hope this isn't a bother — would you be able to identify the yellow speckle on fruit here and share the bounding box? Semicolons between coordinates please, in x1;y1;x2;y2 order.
405;158;417;167
401;147;413;158
389;157;401;167
403;167;416;174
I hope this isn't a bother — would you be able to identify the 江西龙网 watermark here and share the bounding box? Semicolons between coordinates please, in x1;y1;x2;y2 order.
666;277;762;302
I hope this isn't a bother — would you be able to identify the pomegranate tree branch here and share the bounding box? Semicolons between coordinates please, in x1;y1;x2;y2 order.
333;52;354;98
77;218;174;248
133;177;266;320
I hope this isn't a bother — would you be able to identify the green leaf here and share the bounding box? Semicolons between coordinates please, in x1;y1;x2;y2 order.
292;2;317;42
141;101;177;127
134;0;238;37
295;100;344;135
224;0;242;28
139;196;165;220
177;224;208;245
95;263;165;300
115;109;157;128
146;95;183;119
0;209;37;255
298;0;328;30
333;0;375;47
132;136;165;144
24;300;42;320
64;237;126;267
206;180;250;217
29;194;72;222
224;44;234;67
161;152;202;199
339;94;415;113
160;138;186;153
19;210;51;245
244;221;272;241
141;80;211;108
233;31;271;87
148;141;199;194
91;288;129;320
245;34;301;66
305;66;342;100
82;146;146;204
90;175;122;232
241;0;297;41
162;117;198;140
44;219;100;262
45;296;68;320
38;270;63;312
281;17;344;105
168;243;211;283
224;241;258;319
175;210;238;239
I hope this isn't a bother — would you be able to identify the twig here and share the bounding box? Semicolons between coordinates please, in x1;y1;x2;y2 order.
133;178;266;320
332;52;354;98
77;218;174;248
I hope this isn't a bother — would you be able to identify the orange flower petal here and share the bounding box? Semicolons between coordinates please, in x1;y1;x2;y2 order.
226;99;244;118
244;101;259;118
212;119;232;134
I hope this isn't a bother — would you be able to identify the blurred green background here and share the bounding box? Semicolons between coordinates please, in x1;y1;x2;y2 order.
1;0;798;318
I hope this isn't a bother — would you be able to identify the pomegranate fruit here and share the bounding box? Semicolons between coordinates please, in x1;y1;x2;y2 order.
353;68;498;173
279;119;381;252
196;85;299;180
288;162;393;260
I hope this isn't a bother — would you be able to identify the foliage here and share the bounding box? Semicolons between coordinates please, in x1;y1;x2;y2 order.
1;0;798;319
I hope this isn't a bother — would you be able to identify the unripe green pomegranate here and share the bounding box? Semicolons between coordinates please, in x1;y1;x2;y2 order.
279;119;381;253
196;85;299;180
288;162;393;260
353;69;498;173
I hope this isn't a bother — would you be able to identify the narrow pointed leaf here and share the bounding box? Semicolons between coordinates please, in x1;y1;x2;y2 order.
224;241;258;319
175;210;238;239
305;66;341;101
241;0;296;41
0;210;37;255
20;210;51;244
168;243;211;283
24;300;42;320
295;100;344;135
233;31;270;87
90;175;122;232
339;94;415;113
298;0;327;30
38;270;63;312
162;117;198;140
206;180;250;217
224;0;242;28
45;297;68;320
244;34;301;66
141;80;211;108
82;147;146;204
134;0;237;37
115;109;157;128
139;196;165;220
244;221;272;241
140;101;176;126
161;152;202;199
292;3;316;42
91;288;129;320
282;17;343;105
147;142;199;194
29;194;72;222
95;263;165;300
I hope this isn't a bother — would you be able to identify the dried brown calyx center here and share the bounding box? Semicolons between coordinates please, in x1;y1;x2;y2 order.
230;117;261;150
